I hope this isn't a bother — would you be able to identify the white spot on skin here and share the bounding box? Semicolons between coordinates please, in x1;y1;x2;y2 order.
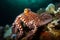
15;20;17;22
20;31;23;35
20;18;23;20
19;15;22;17
19;27;23;31
18;13;23;17
29;20;34;24
24;21;26;23
16;22;18;24
36;17;38;18
22;19;25;21
19;26;22;29
26;23;27;25
17;24;19;27
20;28;23;31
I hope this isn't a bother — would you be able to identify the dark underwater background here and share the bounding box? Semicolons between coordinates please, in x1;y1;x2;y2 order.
0;0;60;26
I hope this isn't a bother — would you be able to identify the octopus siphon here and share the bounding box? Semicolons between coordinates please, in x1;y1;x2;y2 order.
12;8;52;40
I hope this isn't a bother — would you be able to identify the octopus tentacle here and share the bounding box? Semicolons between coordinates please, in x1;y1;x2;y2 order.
12;15;24;39
24;22;38;40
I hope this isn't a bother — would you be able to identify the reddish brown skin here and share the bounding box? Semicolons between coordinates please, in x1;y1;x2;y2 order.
12;11;52;40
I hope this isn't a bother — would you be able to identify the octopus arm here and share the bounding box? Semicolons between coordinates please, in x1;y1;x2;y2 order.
24;23;38;40
12;15;24;39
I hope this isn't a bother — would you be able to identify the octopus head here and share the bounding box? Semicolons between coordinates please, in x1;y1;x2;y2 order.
24;8;31;15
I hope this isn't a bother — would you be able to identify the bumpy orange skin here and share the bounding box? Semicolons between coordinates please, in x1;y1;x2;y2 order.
12;9;52;40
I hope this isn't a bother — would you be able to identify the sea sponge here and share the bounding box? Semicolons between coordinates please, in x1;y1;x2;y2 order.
45;3;56;14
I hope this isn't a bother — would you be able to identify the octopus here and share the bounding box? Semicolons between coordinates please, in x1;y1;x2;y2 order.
12;8;52;40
